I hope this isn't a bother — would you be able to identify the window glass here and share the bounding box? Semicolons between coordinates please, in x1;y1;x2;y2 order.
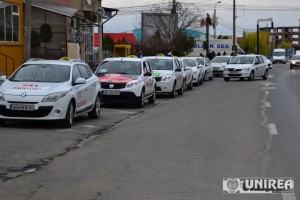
78;65;91;79
0;2;19;42
72;65;81;83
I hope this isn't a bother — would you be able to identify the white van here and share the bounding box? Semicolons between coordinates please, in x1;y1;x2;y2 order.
272;49;286;64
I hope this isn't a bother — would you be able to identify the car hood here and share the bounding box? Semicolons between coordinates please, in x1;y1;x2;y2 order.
225;64;253;69
212;63;227;67
152;70;173;77
1;81;70;96
99;74;139;83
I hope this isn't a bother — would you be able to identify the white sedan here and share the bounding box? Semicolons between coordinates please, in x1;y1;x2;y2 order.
0;59;101;127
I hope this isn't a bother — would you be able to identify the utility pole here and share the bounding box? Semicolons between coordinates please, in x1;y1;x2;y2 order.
232;0;236;55
97;0;103;63
206;13;212;56
214;1;221;39
24;0;32;61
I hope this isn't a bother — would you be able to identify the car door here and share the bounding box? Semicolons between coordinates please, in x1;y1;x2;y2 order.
77;64;96;111
183;60;192;83
254;56;262;76
205;58;213;75
174;58;183;89
143;61;153;96
72;65;88;113
258;56;266;75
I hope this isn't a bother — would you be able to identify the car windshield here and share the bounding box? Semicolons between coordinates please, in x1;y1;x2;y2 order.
274;52;285;56
211;57;231;63
96;61;141;75
148;59;173;70
230;57;254;64
9;64;70;83
291;56;300;60
185;59;197;67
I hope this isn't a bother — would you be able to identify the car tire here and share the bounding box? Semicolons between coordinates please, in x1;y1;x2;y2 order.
148;88;156;104
224;77;230;82
209;73;213;81
199;76;203;85
187;79;193;90
262;70;268;80
0;119;6;126
248;71;255;81
177;83;184;95
88;95;101;119
169;83;176;98
137;89;145;108
61;101;74;128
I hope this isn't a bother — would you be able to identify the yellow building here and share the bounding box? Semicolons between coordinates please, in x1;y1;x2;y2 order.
0;0;24;76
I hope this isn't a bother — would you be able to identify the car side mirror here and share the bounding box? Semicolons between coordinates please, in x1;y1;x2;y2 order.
144;71;152;76
175;68;181;72
73;77;86;85
0;75;7;82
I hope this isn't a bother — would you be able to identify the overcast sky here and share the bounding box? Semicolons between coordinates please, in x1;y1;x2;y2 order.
102;0;300;37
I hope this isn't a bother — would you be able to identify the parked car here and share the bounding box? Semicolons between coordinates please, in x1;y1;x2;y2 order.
223;55;268;81
289;55;300;69
95;57;156;107
195;57;213;81
178;58;193;90
261;55;272;69
145;56;184;98
180;57;204;87
211;56;232;76
0;59;101;127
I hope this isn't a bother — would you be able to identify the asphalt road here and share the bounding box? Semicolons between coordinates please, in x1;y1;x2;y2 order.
0;64;298;200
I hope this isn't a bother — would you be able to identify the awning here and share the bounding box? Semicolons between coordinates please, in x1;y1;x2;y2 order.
30;0;78;17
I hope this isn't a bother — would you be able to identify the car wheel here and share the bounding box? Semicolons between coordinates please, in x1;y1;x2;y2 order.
209;73;213;81
88;95;101;119
177;83;184;95
0;119;6;126
187;78;193;90
137;90;145;108
148;88;156;104
248;71;255;81
199;76;203;85
224;77;230;82
169;83;176;98
262;70;268;80
61;101;74;128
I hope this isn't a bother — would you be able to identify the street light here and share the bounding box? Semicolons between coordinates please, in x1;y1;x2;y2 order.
214;1;221;39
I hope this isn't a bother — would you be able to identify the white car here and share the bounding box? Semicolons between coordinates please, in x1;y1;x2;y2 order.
180;57;204;86
178;58;193;90
0;59;101;127
223;55;269;81
196;57;213;81
145;56;184;98
261;55;272;69
211;56;232;76
95;57;156;108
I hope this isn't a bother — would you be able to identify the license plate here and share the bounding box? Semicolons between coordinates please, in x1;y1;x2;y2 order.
10;104;34;111
103;90;120;95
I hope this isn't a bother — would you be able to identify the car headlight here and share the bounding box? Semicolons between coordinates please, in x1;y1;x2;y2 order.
0;92;4;101
161;75;172;82
243;68;250;71
42;92;66;102
291;61;296;65
126;80;140;88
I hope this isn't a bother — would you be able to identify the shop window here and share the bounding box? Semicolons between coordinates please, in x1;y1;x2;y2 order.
0;1;19;42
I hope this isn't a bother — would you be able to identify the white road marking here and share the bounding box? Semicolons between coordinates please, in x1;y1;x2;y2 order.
265;91;270;95
265;83;270;87
260;87;277;90
265;102;271;108
268;124;278;135
268;75;274;79
282;193;297;200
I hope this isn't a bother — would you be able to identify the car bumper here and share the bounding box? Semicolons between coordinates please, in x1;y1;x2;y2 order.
101;91;140;103
0;95;70;120
213;70;224;76
223;71;251;78
155;80;174;93
272;60;286;64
